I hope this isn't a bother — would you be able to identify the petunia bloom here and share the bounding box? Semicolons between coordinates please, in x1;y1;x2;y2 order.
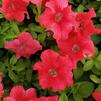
57;31;95;68
42;0;49;5
37;96;58;101
76;8;101;36
38;0;78;40
92;92;101;101
31;0;49;6
33;49;73;92
3;86;37;101
0;0;29;22
0;73;3;98
31;0;42;6
5;32;42;59
31;0;41;5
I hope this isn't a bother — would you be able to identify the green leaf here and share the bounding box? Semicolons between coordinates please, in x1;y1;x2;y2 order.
77;4;84;12
68;0;74;4
96;53;101;61
90;75;101;83
51;45;59;52
85;1;100;10
72;81;94;98
26;69;32;82
0;38;4;48
0;14;4;19
31;32;37;39
33;26;44;33
0;23;10;34
13;59;26;72
0;62;7;75
10;21;20;34
91;66;101;75
94;60;101;70
28;23;44;33
73;94;84;101
73;66;83;80
98;6;101;13
59;93;68;101
97;0;101;1
24;59;31;68
94;47;99;57
83;60;94;71
38;32;46;43
95;84;101;92
10;55;17;65
68;97;75;101
8;70;19;83
91;35;101;45
81;59;86;64
4;33;17;40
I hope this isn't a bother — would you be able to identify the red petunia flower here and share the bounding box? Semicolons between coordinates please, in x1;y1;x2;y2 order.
31;0;42;5
92;92;101;101
57;31;95;68
3;86;37;101
76;8;101;36
38;0;78;40
33;49;73;92
5;32;42;59
42;0;49;5
0;0;29;22
0;73;3;98
37;96;58;101
31;0;49;6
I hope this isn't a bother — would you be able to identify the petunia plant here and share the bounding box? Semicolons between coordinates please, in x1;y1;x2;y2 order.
0;0;101;101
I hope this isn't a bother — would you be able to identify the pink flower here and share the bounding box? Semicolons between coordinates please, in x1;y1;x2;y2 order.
37;96;58;101
42;0;49;5
57;31;95;68
33;49;73;92
31;0;49;6
76;8;101;36
92;92;101;101
0;0;29;22
31;0;42;5
5;32;42;59
0;73;3;98
4;86;58;101
3;86;37;101
38;0;78;40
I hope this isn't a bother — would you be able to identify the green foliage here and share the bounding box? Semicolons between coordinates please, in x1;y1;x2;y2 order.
82;49;101;72
0;0;101;101
72;81;94;98
90;75;101;83
95;84;101;92
10;55;17;66
73;66;84;80
83;60;94;71
59;93;68;101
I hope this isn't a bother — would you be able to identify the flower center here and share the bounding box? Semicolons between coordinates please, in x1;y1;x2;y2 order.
11;0;16;9
48;69;57;77
55;12;63;22
19;43;25;50
72;44;80;53
11;3;16;9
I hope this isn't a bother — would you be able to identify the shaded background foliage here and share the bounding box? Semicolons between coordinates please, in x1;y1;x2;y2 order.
0;0;101;101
